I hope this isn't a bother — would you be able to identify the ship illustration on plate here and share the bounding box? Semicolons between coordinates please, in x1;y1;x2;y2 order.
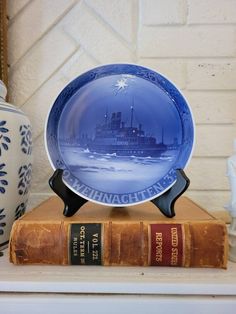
57;73;186;195
47;64;194;204
79;106;170;157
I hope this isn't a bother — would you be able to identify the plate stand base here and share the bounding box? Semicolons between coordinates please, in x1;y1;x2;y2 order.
49;169;189;218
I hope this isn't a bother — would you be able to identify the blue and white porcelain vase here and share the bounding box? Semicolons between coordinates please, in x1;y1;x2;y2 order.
0;80;33;250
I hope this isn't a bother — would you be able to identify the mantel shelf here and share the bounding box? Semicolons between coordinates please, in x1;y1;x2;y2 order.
1;249;236;296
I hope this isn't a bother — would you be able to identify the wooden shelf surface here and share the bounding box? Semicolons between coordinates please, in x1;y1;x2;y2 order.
1;249;236;296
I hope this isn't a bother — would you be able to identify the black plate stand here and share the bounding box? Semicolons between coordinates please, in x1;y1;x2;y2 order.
49;169;189;218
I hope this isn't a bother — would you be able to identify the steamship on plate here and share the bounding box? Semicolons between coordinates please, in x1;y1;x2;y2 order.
79;107;169;157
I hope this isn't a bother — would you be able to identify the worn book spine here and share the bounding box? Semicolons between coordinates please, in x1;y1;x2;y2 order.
9;220;228;268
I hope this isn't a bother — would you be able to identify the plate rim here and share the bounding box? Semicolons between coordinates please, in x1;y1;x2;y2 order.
44;63;195;206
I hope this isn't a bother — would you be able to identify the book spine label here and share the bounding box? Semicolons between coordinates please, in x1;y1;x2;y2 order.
69;223;102;265
150;224;184;266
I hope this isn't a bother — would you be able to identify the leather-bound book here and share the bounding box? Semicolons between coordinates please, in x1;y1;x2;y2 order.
9;196;228;268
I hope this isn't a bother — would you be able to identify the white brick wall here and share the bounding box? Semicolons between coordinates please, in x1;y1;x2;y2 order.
187;0;236;24
187;61;236;90
9;27;77;106
139;26;236;57
140;0;186;25
7;0;236;212
8;0;76;66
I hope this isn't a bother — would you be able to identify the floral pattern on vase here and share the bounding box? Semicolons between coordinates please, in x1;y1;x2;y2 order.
20;124;32;155
0;120;10;156
0;208;6;236
18;163;32;195
0;163;8;194
0;80;33;250
15;202;27;220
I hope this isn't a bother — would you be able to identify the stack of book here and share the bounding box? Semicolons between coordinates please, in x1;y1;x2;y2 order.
9;196;228;268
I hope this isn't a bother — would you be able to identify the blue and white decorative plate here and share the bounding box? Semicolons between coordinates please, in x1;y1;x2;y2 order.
45;64;194;206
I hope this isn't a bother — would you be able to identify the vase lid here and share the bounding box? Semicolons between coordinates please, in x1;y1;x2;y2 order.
0;80;7;100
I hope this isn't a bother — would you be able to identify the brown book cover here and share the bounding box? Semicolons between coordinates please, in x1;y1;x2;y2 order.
9;196;228;268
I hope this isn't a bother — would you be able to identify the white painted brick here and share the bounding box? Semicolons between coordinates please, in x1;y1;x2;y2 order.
139;26;236;57
61;49;98;81
7;0;31;20
187;61;236;90
8;28;76;107
138;58;186;89
185;91;236;124
186;191;230;212
140;0;185;25
31;177;51;194
8;0;75;65
21;49;97;141
31;143;52;193
186;158;228;190
194;125;236;157
188;0;236;24
27;193;53;211
85;0;136;43
62;2;134;63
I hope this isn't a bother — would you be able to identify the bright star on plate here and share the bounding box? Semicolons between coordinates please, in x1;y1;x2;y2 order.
115;78;128;90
